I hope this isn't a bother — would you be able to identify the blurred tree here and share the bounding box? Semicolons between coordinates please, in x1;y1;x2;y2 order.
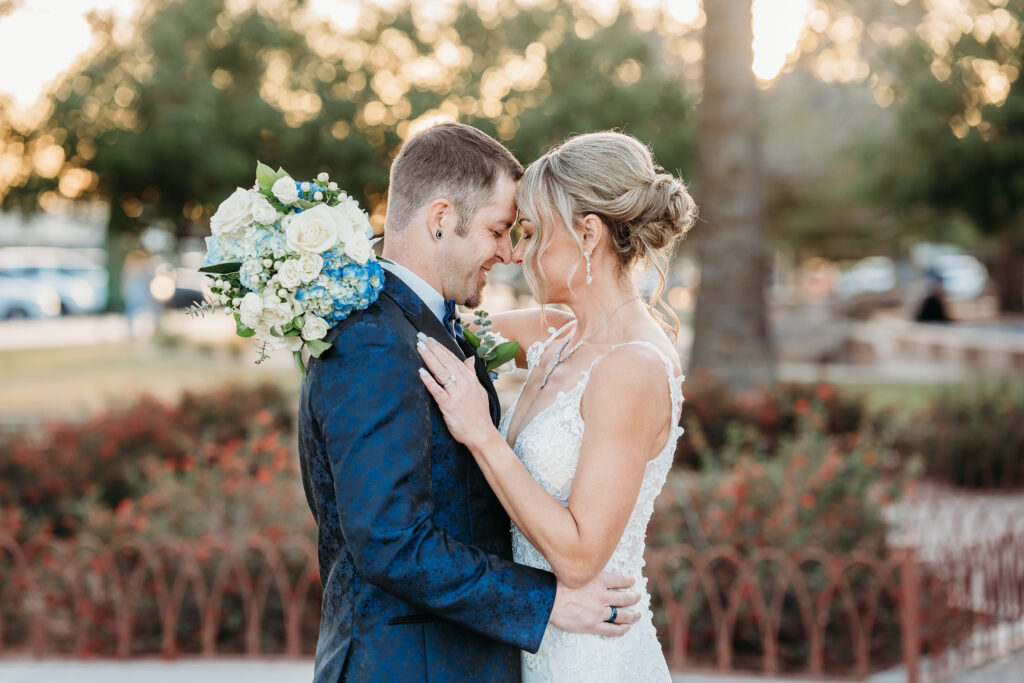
690;0;773;388
877;0;1024;311
2;0;695;312
1;0;381;310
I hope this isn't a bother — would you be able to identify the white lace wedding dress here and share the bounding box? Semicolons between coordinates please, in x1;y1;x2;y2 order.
499;322;683;682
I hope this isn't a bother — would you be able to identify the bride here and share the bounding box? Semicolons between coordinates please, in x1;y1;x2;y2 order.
417;131;696;681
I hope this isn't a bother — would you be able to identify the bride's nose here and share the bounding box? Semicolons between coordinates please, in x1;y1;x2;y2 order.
511;238;526;265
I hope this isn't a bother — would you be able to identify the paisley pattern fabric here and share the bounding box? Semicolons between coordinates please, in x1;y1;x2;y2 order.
499;322;683;682
297;274;556;683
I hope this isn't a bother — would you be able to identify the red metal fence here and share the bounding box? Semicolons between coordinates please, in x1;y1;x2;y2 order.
0;534;321;658
2;531;1023;681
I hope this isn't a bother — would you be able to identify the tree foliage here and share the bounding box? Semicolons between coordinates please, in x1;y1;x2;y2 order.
2;0;695;310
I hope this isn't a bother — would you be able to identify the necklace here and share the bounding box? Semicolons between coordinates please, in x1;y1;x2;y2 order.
538;296;640;389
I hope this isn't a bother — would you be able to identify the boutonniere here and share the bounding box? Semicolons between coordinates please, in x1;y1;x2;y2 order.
463;310;519;377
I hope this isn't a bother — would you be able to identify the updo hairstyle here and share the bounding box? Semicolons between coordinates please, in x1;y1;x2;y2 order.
516;131;697;336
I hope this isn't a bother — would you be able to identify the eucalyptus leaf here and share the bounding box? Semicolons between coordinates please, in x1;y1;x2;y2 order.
199;261;242;274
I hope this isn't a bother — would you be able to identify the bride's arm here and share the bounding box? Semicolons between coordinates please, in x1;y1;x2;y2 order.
460;308;575;368
418;338;670;588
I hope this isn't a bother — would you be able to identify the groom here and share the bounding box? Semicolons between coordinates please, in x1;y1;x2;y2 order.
297;122;639;682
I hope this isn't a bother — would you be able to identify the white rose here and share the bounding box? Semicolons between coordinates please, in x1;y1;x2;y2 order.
298;253;324;282
344;230;372;265
337;198;374;238
260;291;296;327
281;335;304;352
211;187;255;238
272;176;299;205
238;291;263;329
285;204;344;254
317;172;329;182
301;315;329;341
249;191;279;224
277;259;302;288
493;358;518;376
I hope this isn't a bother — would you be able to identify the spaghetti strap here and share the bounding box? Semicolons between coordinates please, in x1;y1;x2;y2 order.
540;318;577;350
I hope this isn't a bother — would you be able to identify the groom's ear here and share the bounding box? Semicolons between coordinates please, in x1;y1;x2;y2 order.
426;197;456;239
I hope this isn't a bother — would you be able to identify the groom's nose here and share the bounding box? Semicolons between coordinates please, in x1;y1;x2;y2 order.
495;232;513;265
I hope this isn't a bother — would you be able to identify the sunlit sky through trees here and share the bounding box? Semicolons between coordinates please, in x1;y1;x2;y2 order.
0;0;814;111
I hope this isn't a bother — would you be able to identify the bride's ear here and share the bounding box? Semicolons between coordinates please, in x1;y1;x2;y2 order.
579;213;605;251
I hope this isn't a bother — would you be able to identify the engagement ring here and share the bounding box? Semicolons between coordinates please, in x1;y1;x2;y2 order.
442;375;456;389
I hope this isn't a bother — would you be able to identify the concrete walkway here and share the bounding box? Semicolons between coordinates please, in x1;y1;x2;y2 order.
0;659;910;683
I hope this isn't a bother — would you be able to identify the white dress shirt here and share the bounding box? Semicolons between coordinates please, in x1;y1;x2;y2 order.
381;260;448;327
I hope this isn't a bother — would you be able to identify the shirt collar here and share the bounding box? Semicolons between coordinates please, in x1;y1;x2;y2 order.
381;260;448;325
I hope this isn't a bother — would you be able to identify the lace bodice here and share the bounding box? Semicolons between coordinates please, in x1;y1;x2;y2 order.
498;321;683;682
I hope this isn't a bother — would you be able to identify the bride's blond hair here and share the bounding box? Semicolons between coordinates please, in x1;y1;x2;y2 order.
516;131;697;338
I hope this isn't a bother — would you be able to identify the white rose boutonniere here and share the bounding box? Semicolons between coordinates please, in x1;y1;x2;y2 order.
463;310;520;378
272;175;300;205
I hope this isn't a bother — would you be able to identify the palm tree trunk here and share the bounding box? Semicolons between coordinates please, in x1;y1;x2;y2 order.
689;0;774;388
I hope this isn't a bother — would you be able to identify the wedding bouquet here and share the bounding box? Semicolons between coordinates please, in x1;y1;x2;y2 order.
197;162;385;373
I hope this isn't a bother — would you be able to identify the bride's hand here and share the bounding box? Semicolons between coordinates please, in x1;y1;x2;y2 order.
416;333;497;451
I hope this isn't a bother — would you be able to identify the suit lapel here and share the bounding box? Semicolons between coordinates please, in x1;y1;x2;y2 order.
380;274;465;361
380;272;500;427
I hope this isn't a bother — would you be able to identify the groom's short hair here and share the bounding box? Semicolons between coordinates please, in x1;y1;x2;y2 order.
385;122;523;236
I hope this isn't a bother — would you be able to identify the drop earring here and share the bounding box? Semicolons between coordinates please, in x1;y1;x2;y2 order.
585;252;593;285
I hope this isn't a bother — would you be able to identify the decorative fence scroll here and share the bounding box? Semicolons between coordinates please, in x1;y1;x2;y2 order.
2;531;1023;682
0;533;321;658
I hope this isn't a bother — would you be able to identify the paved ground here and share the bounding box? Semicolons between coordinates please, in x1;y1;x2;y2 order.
0;659;909;683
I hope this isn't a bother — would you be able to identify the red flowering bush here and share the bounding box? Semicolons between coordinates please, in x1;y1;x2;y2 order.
649;401;920;673
0;384;318;656
0;383;299;544
675;375;865;470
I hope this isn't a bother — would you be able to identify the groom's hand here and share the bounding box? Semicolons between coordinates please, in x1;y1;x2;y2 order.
548;572;641;637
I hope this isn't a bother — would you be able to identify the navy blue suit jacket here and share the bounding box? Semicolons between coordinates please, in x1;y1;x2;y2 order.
298;273;557;682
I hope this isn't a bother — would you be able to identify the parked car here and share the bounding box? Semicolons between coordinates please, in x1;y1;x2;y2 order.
0;247;107;314
837;256;897;298
929;253;988;300
0;274;62;319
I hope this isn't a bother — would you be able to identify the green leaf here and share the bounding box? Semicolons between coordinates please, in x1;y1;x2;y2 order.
293;350;306;375
199;261;242;274
294;198;317;210
256;161;277;190
292;315;305;329
306;339;332;358
233;313;255;338
463;329;481;349
486;341;519;371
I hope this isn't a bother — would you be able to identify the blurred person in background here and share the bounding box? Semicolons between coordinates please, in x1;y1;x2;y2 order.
123;250;159;338
916;273;952;324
